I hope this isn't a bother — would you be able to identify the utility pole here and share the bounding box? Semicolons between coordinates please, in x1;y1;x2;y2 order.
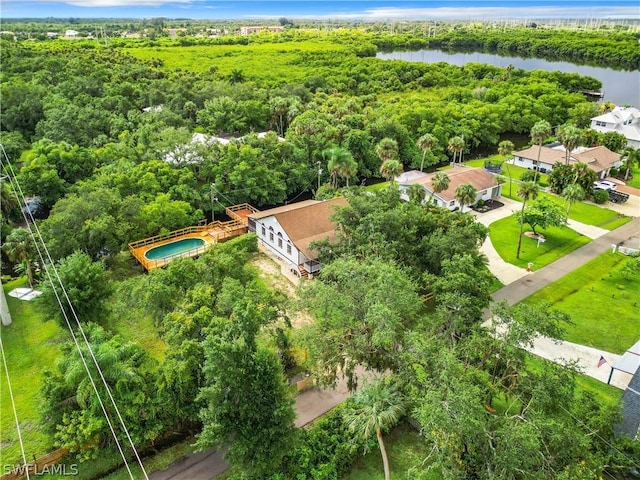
210;182;218;223
316;161;323;192
0;175;12;326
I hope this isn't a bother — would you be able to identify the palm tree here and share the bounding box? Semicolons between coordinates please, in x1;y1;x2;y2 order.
380;159;403;186
2;228;36;287
455;183;477;212
447;136;465;164
430;171;450;205
324;147;355;188
343;380;406;480
0;181;18;218
557;124;582;165
621;146;640;181
600;101;615;114
228;69;245;84
416;133;437;172
339;155;358;187
375;138;399;164
498;140;515;196
406;183;426;205
516;181;539;259
530;120;551;183
561;184;585;219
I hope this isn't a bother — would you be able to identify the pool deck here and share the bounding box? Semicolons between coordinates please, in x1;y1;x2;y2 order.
129;204;258;271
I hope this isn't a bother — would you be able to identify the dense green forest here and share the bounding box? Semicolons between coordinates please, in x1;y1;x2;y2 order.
1;24;639;479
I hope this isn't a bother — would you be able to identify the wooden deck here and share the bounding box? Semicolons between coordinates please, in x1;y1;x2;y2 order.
128;204;259;271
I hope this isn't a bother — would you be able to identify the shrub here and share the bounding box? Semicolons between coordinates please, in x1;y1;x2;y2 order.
272;401;367;479
593;189;609;204
520;169;538;182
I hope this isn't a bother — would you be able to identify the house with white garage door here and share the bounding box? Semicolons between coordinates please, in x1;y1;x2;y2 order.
247;197;347;278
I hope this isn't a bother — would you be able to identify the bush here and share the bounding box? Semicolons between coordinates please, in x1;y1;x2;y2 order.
520;169;538;182
272;402;366;479
593;189;609;204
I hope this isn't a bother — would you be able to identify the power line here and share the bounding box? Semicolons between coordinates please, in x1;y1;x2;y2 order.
0;146;148;479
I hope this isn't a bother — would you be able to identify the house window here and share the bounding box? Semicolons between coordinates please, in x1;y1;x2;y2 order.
269;226;274;242
449;200;455;207
261;225;265;237
595;121;607;127
277;232;283;249
286;243;292;255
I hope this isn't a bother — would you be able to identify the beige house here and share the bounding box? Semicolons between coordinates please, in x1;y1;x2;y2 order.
512;145;622;179
398;167;502;210
247;198;347;278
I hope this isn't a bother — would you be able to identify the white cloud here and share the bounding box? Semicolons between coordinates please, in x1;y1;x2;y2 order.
255;6;640;20
32;0;199;7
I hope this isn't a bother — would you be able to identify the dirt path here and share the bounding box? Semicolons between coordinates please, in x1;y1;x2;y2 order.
249;253;313;328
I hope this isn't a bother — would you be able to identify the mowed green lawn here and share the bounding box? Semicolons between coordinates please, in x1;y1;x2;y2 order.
499;190;629;230
523;252;640;354
488;216;591;270
0;278;67;465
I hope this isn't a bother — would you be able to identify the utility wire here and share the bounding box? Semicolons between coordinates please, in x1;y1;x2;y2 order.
0;335;30;479
0;146;148;479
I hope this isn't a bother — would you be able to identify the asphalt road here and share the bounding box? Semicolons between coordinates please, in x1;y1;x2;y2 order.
149;370;363;480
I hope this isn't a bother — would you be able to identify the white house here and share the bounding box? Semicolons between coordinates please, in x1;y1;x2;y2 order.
64;29;79;37
248;198;347;278
397;167;502;210
590;106;640;149
240;26;284;35
512;145;622;179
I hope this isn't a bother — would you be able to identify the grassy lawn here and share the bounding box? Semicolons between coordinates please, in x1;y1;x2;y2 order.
499;190;629;230
523;252;640;354
344;422;435;480
364;181;390;192
526;354;623;405
0;278;67;465
624;165;640;189
488;216;591;270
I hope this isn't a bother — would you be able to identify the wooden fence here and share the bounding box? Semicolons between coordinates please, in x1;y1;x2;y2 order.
1;448;69;480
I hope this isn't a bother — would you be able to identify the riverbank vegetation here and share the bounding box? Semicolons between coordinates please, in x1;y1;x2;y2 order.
1;22;639;478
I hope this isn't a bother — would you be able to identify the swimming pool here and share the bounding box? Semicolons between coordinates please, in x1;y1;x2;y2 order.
144;237;206;261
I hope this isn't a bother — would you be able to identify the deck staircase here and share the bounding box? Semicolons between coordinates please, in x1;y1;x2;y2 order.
298;264;309;279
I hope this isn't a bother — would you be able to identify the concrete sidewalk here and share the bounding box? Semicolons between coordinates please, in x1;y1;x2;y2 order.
492;217;640;306
525;336;632;390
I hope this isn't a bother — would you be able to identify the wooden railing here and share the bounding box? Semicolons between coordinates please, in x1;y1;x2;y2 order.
128;204;257;271
138;242;214;271
128;225;207;250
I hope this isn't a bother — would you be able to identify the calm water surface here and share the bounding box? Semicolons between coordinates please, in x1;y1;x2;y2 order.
377;49;639;107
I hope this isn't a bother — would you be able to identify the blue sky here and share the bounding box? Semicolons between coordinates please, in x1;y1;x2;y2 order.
1;1;638;19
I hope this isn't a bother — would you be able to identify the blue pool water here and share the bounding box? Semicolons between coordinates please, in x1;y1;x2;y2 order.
144;238;205;261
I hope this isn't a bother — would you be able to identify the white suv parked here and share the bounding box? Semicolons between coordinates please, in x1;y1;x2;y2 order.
593;181;618;191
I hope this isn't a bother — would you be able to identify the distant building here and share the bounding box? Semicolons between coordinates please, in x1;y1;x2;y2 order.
590;106;640;149
239;26;284;35
64;29;79;37
46;32;59;38
511;144;622;179
397;167;502;211
166;28;187;37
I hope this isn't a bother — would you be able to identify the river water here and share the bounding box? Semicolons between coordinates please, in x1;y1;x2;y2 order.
377;49;639;107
